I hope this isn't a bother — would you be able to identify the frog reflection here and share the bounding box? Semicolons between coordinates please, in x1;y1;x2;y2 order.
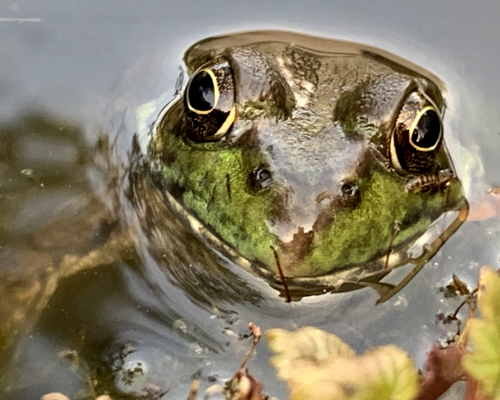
149;31;468;300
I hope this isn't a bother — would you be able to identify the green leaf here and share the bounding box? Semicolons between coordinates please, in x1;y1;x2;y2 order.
266;327;418;400
462;267;500;398
477;267;500;330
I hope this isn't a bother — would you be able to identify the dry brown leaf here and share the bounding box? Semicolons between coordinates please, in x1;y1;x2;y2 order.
416;344;467;400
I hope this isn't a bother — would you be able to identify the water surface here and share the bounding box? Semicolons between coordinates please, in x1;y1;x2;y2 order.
1;1;500;399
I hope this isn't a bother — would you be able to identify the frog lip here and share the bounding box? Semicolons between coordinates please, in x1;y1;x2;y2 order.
254;202;468;301
253;246;406;297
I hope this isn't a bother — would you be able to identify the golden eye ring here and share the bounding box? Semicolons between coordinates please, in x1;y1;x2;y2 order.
390;101;443;174
183;58;236;141
186;68;220;115
408;106;442;152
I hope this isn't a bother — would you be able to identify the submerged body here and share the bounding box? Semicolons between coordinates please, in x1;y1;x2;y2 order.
150;31;466;297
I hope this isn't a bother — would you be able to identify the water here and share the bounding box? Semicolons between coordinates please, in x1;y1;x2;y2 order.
1;1;500;399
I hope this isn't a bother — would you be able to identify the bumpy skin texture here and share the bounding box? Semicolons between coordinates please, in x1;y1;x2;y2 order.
150;32;463;278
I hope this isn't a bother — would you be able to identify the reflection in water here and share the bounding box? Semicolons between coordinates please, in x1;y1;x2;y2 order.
0;111;106;356
0;110;123;398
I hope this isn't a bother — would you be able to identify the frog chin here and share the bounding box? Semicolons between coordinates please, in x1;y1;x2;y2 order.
255;204;468;301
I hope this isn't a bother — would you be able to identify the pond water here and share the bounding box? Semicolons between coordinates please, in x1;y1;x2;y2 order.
1;1;500;399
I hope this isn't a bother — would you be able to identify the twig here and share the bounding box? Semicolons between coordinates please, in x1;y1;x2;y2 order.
415;345;467;400
186;379;200;400
451;288;478;320
464;377;490;400
271;246;291;302
443;181;451;210
203;384;226;399
233;323;262;380
384;221;401;270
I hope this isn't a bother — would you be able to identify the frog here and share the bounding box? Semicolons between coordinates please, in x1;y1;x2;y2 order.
146;31;468;301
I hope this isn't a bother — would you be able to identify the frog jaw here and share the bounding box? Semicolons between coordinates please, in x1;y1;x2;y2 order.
152;157;466;299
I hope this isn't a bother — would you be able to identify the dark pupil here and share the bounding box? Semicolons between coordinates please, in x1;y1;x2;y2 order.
188;71;215;111
411;109;441;149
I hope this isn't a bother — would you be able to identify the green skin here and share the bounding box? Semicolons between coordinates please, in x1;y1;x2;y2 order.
150;32;464;279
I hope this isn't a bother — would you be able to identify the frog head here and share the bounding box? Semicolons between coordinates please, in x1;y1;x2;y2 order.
149;32;466;296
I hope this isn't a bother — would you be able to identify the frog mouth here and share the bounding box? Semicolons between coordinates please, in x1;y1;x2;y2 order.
255;199;468;302
157;182;467;303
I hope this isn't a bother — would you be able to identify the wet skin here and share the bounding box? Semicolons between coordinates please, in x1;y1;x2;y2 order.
149;31;466;294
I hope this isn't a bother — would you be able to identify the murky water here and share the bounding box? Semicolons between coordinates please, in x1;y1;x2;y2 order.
1;1;500;399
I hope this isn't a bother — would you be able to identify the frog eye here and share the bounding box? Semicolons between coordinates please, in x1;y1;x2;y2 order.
184;58;236;141
186;70;217;113
408;107;441;151
390;104;443;173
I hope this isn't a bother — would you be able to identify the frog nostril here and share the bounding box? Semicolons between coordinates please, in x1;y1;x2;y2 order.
249;166;273;190
341;182;358;197
257;169;272;183
341;182;361;207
